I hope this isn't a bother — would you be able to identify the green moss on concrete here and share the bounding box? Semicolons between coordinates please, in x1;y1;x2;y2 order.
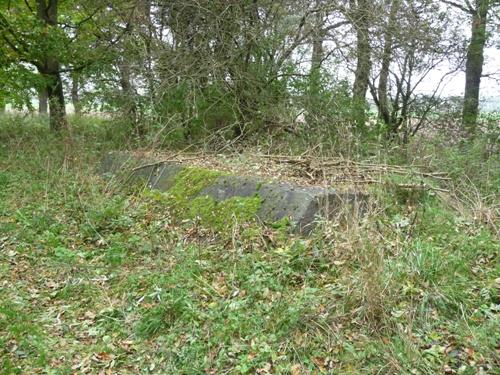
163;166;262;233
169;167;223;201
188;195;262;232
189;196;218;223
219;196;261;223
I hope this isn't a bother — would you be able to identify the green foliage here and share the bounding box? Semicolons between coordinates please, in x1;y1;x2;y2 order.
136;285;196;338
155;82;240;143
0;65;40;110
0;170;8;188
382;173;432;206
0;301;49;370
293;73;354;141
80;197;133;238
424;136;499;196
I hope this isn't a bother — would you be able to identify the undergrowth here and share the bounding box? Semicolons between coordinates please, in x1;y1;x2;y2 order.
0;115;498;374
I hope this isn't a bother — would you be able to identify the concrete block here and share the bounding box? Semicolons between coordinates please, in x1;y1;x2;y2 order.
100;152;366;235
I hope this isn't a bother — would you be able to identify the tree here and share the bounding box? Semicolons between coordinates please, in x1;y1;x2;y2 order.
0;40;40;112
351;0;372;132
0;0;114;131
306;1;349;128
147;0;318;139
365;0;463;142
0;1;69;130
375;0;400;132
463;0;489;134
71;72;82;115
35;0;68;131
2;0;492;145
308;2;326;116
442;0;499;136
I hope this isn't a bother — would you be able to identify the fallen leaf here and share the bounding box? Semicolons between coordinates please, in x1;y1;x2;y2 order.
291;363;302;375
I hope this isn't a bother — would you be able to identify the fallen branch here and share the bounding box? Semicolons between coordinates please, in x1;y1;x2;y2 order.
331;178;449;193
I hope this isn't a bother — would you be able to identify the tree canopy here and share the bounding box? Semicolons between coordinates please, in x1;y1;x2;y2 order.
1;0;499;140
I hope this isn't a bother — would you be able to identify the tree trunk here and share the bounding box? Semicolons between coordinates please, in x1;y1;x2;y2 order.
36;0;67;132
38;87;48;114
351;0;372;132
118;59;141;134
306;4;325;127
71;72;82;115
462;0;488;136
45;67;67;132
376;0;400;131
118;20;144;137
310;34;324;77
142;0;155;98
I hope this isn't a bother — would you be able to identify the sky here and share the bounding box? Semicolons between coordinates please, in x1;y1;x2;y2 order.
417;47;500;98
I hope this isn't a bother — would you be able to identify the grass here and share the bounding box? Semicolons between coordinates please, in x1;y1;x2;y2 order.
0;115;498;374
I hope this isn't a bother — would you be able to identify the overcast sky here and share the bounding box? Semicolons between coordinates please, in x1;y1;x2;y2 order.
417;47;500;98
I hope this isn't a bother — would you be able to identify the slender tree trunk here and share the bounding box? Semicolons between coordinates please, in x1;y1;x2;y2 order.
118;60;135;116
118;58;141;134
36;0;67;132
71;72;81;115
118;21;144;137
310;33;324;76
233;0;260;138
351;0;372;132
377;0;399;132
142;0;155;98
38;87;48;114
462;0;488;136
44;66;67;132
307;4;324;127
400;49;415;144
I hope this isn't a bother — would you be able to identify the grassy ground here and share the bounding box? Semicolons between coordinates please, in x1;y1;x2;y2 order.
0;116;498;374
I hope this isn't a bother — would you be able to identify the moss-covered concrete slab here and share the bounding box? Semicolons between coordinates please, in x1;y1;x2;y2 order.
101;151;366;234
200;175;364;234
